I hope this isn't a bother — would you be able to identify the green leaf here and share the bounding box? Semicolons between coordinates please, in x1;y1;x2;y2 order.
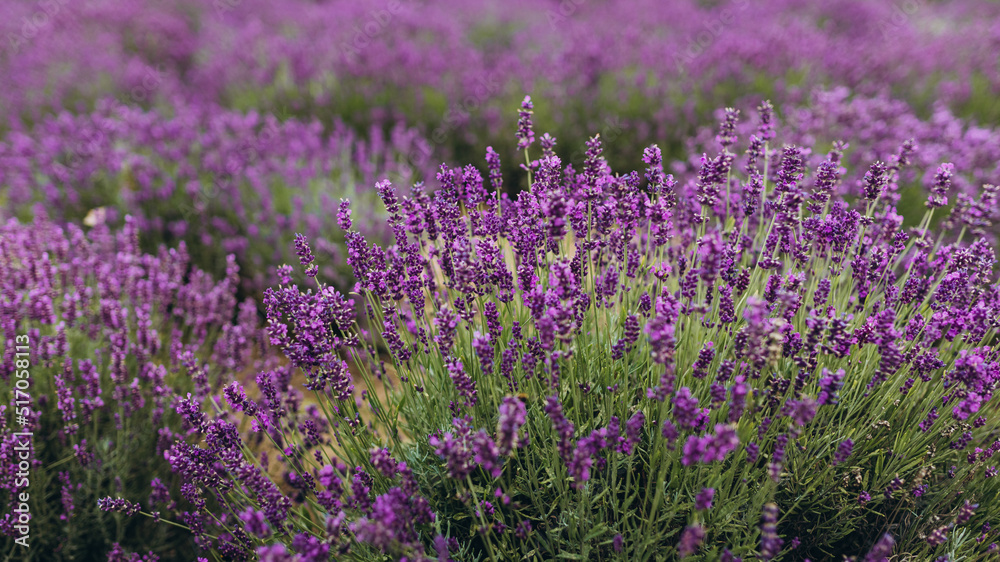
583;524;609;542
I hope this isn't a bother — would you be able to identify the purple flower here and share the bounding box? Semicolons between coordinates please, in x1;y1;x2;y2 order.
953;392;984;421
786;397;817;426
316;465;342;492
382;320;412;363
643;145;665;192
704;424;739;462
692;341;715;379
682;424;739;465
817;369;845;406
473;332;495;375
919;408;939;432
811;143;845;206
682;435;707;466
717;107;740;150
58;472;77;521
672;387;703;430
497;396;528;454
695;487;715;511
539;132;557;157
545;395;576;464
567;425;615;489
721;549;743;562
485;146;503;193
862;161;888;201
662;419;679;448
833;439;854;465
240;508;270;538
257;544;294;562
293;233;318;277
337;199;353;230
516;96;535;150
350;486;434;552
863;533;895;562
646;301;678;365
515;520;532;540
619;411;645;455
927;163;953;209
434;306;460;353
429;420;475;479
728;377;749;422
446;356;477;408
434;534;452;562
472;430;503;478
678;525;705;558
926;526;948;547
613;533;624;553
370;447;399;478
612;315;641;359
957;500;977;525
648;364;677;402
98;497;141;516
757;100;776;140
768;433;789;482
760;503;783;560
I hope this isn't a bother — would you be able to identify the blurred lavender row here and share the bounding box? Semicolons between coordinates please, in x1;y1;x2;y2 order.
3;0;999;157
1;100;435;293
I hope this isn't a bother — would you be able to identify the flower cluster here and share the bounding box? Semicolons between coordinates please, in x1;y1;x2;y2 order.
112;100;1000;561
0;216;264;557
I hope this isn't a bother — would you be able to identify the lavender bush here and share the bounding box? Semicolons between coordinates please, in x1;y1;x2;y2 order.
0;215;265;559
682;90;1000;226
105;101;1000;560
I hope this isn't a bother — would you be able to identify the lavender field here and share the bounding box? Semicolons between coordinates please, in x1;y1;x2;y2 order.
2;0;1000;560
